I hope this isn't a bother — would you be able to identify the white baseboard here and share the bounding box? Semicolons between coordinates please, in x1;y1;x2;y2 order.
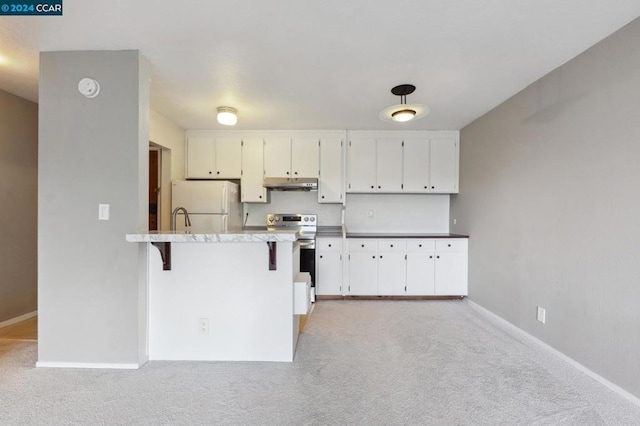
0;310;37;329
36;361;142;370
466;299;640;408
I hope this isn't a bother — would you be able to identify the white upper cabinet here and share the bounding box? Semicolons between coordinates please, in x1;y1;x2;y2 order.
403;139;430;193
185;135;241;179
241;138;267;203
215;137;242;178
291;137;319;178
318;137;343;203
376;139;403;192
348;138;377;192
264;137;292;178
347;132;459;194
429;137;458;193
264;136;320;178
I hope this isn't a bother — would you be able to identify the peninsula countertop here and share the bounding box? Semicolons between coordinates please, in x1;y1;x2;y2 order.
126;229;300;243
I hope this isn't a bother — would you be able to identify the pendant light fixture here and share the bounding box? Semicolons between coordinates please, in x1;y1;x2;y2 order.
379;84;429;123
217;106;238;126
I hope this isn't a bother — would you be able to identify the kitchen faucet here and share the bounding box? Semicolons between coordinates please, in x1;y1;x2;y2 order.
171;207;191;231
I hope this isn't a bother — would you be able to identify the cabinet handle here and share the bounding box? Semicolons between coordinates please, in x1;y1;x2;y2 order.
286;171;290;175
448;244;451;247
431;186;435;189
430;255;433;258
322;195;325;199
378;186;381;189
217;171;220;175
372;256;375;259
259;195;262;199
419;244;422;247
209;171;212;175
390;244;393;248
380;255;383;258
361;244;364;247
320;255;323;259
424;186;427;189
328;244;332;247
371;185;374;189
436;255;440;259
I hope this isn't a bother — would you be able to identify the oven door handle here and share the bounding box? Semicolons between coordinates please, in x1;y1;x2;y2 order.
298;240;316;249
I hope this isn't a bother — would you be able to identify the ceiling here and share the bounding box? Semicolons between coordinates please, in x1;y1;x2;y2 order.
1;1;639;131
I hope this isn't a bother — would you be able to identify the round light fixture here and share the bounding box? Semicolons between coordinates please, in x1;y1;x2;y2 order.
379;84;429;123
217;106;238;126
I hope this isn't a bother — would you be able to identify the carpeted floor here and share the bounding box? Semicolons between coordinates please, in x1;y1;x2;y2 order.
1;300;639;425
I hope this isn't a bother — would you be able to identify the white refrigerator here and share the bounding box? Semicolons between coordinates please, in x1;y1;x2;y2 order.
171;180;242;233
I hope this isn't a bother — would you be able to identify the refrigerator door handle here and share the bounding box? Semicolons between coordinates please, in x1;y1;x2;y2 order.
222;215;227;232
221;185;227;214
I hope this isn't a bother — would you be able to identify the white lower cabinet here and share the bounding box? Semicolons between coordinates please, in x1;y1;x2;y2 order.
346;237;468;296
377;240;406;295
433;239;468;296
316;237;343;296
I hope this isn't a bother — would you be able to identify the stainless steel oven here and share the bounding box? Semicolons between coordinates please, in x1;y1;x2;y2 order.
267;213;317;289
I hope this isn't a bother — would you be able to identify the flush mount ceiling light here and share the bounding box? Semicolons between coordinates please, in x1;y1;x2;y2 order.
378;84;429;123
217;106;238;126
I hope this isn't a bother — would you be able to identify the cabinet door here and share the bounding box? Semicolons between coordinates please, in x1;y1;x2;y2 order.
264;137;292;178
434;252;467;296
318;137;343;203
430;138;458;193
317;251;342;295
241;138;267;203
215;137;242;178
406;252;435;295
186;137;215;178
403;139;430;193
348;252;377;295
377;253;406;295
291;137;319;178
348;138;376;192
376;139;403;192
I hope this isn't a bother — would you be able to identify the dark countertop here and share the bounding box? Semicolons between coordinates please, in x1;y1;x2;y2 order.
346;233;469;239
317;226;343;237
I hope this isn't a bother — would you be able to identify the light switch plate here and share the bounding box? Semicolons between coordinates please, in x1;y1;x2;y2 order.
99;204;109;221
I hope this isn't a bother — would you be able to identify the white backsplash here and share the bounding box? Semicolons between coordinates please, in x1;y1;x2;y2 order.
344;193;450;233
243;191;342;227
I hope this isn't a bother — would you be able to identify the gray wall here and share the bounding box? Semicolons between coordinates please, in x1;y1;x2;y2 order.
451;18;640;398
38;51;149;365
0;89;38;323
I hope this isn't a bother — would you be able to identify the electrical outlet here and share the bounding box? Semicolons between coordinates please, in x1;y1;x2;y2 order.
198;318;209;335
453;218;457;225
537;307;546;324
98;204;109;220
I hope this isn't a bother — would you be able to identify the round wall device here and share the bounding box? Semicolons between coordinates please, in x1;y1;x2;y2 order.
78;78;100;98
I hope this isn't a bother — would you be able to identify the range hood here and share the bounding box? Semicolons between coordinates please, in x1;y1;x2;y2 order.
263;177;318;191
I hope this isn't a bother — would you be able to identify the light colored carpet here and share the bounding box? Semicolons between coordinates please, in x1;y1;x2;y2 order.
1;300;639;425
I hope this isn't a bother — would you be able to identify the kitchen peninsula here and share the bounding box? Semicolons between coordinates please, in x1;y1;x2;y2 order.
126;230;306;362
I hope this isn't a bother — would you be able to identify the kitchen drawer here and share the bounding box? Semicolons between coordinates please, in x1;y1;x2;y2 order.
377;240;406;252
349;239;376;252
317;237;342;252
435;239;468;252
406;239;436;252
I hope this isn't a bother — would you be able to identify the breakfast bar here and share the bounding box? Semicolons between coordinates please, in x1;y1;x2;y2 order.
126;230;306;362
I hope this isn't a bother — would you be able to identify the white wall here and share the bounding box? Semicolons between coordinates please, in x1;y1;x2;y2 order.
149;110;185;230
345;194;449;233
244;191;342;227
451;17;640;398
0;89;38;322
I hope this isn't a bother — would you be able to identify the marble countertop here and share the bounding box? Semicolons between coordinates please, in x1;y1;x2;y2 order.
126;230;300;243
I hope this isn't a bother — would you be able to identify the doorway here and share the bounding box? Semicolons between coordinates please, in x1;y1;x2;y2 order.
149;148;161;230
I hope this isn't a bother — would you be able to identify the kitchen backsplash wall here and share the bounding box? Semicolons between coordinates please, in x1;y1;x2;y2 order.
345;193;449;233
243;191;342;227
